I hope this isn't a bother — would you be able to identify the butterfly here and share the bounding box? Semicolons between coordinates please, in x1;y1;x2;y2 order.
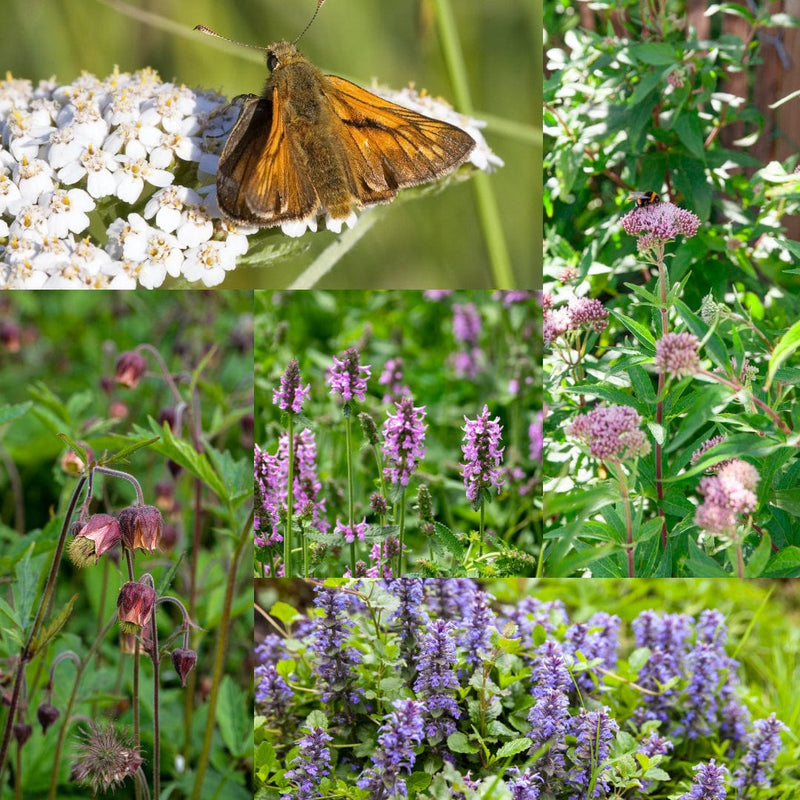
627;190;661;208
199;31;476;234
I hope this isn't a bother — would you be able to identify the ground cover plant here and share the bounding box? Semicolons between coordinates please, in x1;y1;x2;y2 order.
254;577;800;799
253;290;541;579
542;1;800;577
0;292;254;799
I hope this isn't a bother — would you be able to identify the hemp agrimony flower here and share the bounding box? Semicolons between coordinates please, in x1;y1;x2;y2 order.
655;332;701;378
566;404;651;461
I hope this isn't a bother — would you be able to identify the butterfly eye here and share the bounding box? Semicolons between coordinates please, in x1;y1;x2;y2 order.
267;53;279;72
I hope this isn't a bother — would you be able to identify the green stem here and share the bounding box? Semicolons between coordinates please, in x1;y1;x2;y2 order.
479;501;485;557
345;415;356;575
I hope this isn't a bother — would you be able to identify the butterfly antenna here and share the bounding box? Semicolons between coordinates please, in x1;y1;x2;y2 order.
293;0;326;44
194;24;268;52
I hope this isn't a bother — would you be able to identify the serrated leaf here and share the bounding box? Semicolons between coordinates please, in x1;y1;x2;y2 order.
216;675;251;758
496;737;532;759
0;401;32;424
305;710;329;730
447;732;480;754
31;594;77;657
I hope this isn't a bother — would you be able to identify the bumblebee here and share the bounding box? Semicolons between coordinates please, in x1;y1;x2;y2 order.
628;190;661;207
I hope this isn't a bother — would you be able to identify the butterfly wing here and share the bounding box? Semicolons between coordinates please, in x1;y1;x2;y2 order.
216;89;321;226
320;75;475;205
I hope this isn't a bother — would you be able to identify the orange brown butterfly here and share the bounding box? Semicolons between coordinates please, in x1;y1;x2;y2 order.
196;1;476;233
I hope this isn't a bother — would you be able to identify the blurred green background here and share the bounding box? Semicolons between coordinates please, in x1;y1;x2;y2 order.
2;0;541;290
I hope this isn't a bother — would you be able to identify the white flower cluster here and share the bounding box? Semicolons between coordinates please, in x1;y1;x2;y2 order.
0;68;246;289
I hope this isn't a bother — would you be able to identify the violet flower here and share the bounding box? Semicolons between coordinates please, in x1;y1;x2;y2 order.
531;639;571;697
378;357;410;404
255;663;292;722
272;357;310;413
564;612;620;694
254;444;282;548
328;347;371;403
461;404;505;505
527;689;569;782
506;767;542;800
282;726;333;800
382;397;427;487
732;713;787;793
357;699;426;799
413;619;461;741
459;589;496;671
566;706;619;797
680;760;728;800
277;428;329;533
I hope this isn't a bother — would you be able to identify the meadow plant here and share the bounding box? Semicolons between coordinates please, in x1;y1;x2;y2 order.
254;579;795;799
254;291;541;578
543;1;800;577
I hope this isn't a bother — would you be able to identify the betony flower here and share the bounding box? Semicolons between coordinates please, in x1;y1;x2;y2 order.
382;397;427;487
452;302;482;345
327;347;371;403
277;428;329;534
461;404;505;505
566;404;651;461
282;726;333;800
335;517;367;543
357;699;426;799
272;357;310;414
254;444;282;548
529;411;543;462
680;760;728;800
378;357;410;403
655;332;701;378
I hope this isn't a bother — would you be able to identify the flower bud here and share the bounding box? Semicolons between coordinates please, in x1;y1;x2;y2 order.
117;581;156;634
171;649;197;687
67;513;122;567
117;505;162;552
60;444;94;476
37;703;60;734
12;723;32;746
114;351;147;388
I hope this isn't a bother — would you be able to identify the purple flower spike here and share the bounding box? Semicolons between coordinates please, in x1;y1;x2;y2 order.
328;347;371;403
461;404;505;504
282;726;333;800
413;619;461;741
732;713;788;791
272;357;310;413
680;760;728;800
566;707;619;797
357;699;426;799
382;397;427;487
506;767;542;800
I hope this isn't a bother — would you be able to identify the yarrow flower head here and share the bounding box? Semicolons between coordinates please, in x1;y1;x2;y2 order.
566;404;651;461
282;726;333;800
272;358;310;413
461;404;505;505
621;200;701;241
382;397;427;487
655;332;701;378
327;347;371;403
680;759;728;800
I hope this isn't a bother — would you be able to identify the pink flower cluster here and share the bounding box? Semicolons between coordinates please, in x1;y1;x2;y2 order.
543;295;609;345
566;404;651;461
695;459;759;535
621;202;701;241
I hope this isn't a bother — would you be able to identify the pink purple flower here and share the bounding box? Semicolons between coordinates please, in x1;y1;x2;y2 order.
334;517;367;543
378;357;410;404
277;428;329;533
328;347;371;403
272;357;310;413
695;459;759;535
452;302;481;345
461;404;505;505
655;332;701;378
621;201;701;240
529;411;543;462
506;767;542;799
382;397;427;487
255;662;292;722
566;403;651;461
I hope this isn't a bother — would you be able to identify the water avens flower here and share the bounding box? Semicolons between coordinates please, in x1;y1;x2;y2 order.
117;504;163;552
655;331;701;378
70;720;143;794
67;513;121;567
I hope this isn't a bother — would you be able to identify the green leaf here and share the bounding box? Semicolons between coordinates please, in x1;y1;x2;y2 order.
269;601;301;625
216;675;252;758
766;319;800;390
406;772;432;792
305;710;329;730
446;732;480;754
495;737;532;759
764;547;800;577
31;594;77;657
744;533;772;578
0;401;32;424
630;43;675;65
433;522;465;559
